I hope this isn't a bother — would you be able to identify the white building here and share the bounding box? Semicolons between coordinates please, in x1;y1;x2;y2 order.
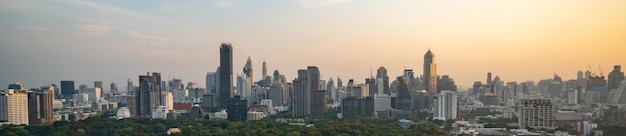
162;92;174;110
116;107;131;119
0;91;29;125
374;94;391;112
610;81;626;104
433;90;457;120
152;105;168;119
237;74;252;106
577;121;597;136
83;88;102;103
568;89;578;105
74;93;89;104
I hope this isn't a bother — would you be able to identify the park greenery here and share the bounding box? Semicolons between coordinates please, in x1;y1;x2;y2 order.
0;114;447;136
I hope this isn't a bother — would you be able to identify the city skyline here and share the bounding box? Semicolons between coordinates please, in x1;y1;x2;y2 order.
1;0;625;88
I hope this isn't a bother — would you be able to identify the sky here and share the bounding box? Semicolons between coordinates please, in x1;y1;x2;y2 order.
1;0;625;91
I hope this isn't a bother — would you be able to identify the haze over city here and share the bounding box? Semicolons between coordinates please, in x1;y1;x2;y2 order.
1;0;625;88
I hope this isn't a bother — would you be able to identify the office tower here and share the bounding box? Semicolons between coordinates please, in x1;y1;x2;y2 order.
437;75;457;92
94;81;103;98
8;82;25;90
568;89;578;104
227;96;247;121
549;81;563;98
506;82;518;97
219;43;234;107
397;77;411;113
352;84;369;99
206;72;217;94
374;94;391;112
269;83;285;106
60;81;75;98
588;75;607;102
341;96;374;118
262;61;267;78
127;79;134;93
326;78;334;99
610;81;626;104
310;90;327;118
0;91;28;125
28;87;54;125
136;72;162;118
84;88;102;102
110;83;118;93
366;78;377;98
292;66;320;118
487;72;492;85
243;56;253;82
608;65;625;90
168;79;184;91
161;92;174;110
377;67;390;94
519;98;554;129
423;49;437;96
472;81;483;96
236;74;252;106
433;91;457;120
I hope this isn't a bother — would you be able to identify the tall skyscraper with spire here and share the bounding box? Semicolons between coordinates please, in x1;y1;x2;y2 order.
243;56;253;82
423;49;437;95
219;43;233;107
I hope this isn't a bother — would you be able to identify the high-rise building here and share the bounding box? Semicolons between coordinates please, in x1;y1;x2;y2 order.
60;81;75;99
219;43;233;107
243;56;254;82
0;91;28;125
236;74;252;106
291;66;320;118
487;72;493;85
27;87;54;125
262;61;267;78
227;96;247;121
374;94;391;112
423;49;437;96
519;98;554;129
161;92;174;110
310;90;327;118
433;90;457;120
610;81;626;104
376;67;390;94
110;83;118;93
608;65;624;90
206;72;217;94
437;75;457;92
135;72;162;118
397;77;411;113
94;81;103;97
84;88;102;102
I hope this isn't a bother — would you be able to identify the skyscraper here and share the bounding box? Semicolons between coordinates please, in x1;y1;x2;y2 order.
487;72;493;85
262;61;267;79
60;81;75;99
291;66;320;118
136;72;162;118
28;87;54;125
205;72;217;94
423;49;437;95
127;79;134;93
433;90;457;120
397;77;411;113
243;56;253;82
608;65;624;90
219;43;233;107
94;81;103;99
0;91;28;125
376;67;390;94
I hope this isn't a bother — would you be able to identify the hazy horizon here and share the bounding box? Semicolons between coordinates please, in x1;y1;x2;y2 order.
1;0;625;90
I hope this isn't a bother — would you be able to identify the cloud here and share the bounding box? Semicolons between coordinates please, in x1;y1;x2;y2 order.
300;0;355;8
77;24;112;34
126;30;172;45
18;26;47;31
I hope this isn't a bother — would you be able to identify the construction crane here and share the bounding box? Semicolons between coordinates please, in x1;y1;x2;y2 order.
599;65;603;76
588;65;596;76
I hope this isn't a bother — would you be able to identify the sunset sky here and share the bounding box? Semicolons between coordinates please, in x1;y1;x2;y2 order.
1;0;625;90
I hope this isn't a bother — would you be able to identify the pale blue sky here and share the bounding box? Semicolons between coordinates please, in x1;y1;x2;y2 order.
1;0;624;90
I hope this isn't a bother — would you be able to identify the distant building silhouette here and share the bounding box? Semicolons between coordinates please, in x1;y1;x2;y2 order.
376;67;389;95
219;43;234;107
608;65;624;90
136;72;162;118
60;81;75;99
292;66;320;118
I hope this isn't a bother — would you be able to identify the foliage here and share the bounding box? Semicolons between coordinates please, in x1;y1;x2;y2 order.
0;116;446;136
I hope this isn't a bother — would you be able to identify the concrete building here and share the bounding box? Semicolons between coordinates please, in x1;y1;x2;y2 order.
374;94;391;112
219;43;234;107
377;67;390;95
519;98;554;129
162;92;174;110
227;96;247;121
83;88;102;103
433;90;457;120
610;81;626;104
423;49;437;97
310;90;327;118
28;87;55;125
608;65;625;90
292;66;320;118
0;91;29;125
135;72;162;118
60;81;75;98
